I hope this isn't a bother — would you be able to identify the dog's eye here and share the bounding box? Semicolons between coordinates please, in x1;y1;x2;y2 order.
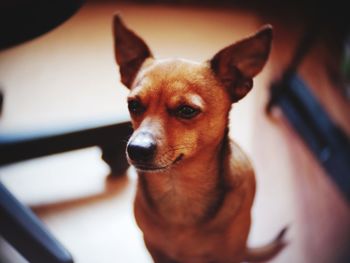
175;105;200;119
128;100;145;115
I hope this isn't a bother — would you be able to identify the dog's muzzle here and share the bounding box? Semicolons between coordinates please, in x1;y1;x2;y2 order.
127;132;157;163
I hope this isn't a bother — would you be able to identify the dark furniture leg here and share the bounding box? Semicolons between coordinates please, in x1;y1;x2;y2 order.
0;120;133;176
0;120;133;262
268;75;350;200
0;89;3;117
0;182;73;263
266;8;350;201
101;143;130;176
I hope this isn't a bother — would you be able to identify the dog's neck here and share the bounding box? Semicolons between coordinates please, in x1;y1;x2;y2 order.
137;132;229;226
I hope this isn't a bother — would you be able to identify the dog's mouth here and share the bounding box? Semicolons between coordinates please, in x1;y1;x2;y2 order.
133;154;184;172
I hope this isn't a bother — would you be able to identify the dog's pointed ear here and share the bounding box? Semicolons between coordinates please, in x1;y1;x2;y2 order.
113;14;153;88
210;25;273;102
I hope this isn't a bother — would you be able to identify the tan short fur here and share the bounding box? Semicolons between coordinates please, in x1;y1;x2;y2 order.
113;15;287;263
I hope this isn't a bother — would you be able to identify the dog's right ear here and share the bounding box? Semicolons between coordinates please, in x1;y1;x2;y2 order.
210;25;272;102
113;14;153;88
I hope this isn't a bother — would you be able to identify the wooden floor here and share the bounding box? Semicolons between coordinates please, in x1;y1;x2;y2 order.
0;2;349;263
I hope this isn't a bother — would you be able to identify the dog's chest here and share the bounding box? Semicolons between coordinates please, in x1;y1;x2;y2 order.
138;170;222;224
150;221;228;262
149;221;248;263
157;185;217;224
134;189;245;263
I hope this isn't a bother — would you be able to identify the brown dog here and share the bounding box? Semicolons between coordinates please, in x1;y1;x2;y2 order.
113;15;286;263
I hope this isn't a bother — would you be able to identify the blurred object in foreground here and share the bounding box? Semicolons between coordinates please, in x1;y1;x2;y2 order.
0;0;84;50
341;34;350;99
267;2;350;202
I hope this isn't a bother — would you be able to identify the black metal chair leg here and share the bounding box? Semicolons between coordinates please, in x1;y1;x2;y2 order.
101;142;130;176
0;182;74;263
0;120;133;168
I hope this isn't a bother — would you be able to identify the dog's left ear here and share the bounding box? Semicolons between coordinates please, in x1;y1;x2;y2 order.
113;14;153;88
210;25;273;102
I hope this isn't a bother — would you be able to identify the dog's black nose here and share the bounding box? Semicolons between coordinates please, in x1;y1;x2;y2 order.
127;132;156;162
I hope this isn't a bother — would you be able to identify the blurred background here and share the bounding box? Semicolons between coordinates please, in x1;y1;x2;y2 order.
0;0;349;262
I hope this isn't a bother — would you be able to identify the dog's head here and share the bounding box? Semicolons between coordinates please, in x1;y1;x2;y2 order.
113;15;272;172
